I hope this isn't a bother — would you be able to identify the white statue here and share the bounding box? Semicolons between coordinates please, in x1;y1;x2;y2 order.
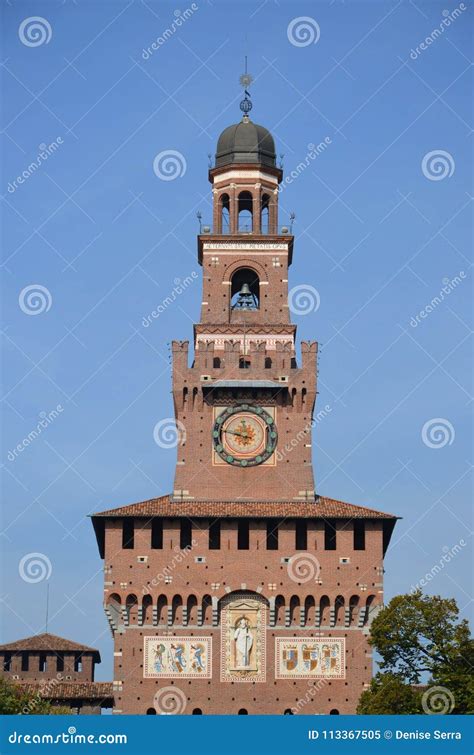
234;617;253;668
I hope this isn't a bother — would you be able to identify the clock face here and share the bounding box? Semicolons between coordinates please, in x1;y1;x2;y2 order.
213;405;278;467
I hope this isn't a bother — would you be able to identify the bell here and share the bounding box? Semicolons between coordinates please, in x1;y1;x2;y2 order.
233;282;257;310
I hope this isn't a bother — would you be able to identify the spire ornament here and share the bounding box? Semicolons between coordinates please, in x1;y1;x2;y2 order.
239;56;253;117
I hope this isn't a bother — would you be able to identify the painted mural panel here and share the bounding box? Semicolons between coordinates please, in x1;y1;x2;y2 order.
220;594;267;682
275;638;345;679
143;636;212;679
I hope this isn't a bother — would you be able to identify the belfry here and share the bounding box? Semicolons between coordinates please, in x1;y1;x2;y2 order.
92;85;397;715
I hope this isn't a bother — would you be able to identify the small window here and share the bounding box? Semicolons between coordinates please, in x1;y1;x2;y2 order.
209;520;221;550
324;521;336;550
238;708;248;715
295;520;307;550
146;708;157;715
56;654;64;673
192;708;203;714
354;520;366;550
239;357;251;369
266;520;279;550
284;708;294;715
3;653;11;672
151;519;163;549
330;709;340;715
122;519;134;549
213;357;221;368
21;653;29;672
39;654;47;672
264;357;272;369
180;519;192;549
74;654;82;672
238;520;249;550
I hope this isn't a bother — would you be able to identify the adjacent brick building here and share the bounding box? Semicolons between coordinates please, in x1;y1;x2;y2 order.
91;108;398;714
0;633;113;713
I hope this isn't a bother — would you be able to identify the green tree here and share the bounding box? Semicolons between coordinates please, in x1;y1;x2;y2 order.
357;673;422;714
369;591;471;682
358;591;473;714
0;677;69;715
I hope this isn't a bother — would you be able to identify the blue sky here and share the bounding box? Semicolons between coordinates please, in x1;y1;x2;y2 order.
1;0;472;681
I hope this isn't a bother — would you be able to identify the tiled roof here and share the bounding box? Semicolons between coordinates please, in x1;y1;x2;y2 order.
92;494;397;520
0;633;99;657
17;681;113;701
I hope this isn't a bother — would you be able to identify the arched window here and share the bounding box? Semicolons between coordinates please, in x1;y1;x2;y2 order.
304;595;315;625
261;194;270;233
274;595;285;626
330;709;340;715
334;595;345;626
107;593;121;629
264;357;272;369
187;595;198;625
202;595;212;625
220;193;230;233
289;595;300;626
146;708;156;715
157;594;168;625
237;191;253;232
125;594;138;624
213;357;221;368
284;709;294;715
239;357;250;369
320;595;330;625
142;594;153;625
238;709;248;715
230;268;259;310
192;708;203;715
171;594;183;624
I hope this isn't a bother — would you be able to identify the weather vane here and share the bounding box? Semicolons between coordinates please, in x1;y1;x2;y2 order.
239;55;253;116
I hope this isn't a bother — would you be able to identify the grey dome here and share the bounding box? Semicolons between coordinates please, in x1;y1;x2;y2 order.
215;118;276;168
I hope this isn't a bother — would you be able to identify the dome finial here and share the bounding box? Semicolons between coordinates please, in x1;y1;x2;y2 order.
239;56;253;118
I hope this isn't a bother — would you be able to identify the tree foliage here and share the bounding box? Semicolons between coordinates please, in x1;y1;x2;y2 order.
369;590;471;683
357;673;422;714
358;591;473;715
0;677;70;715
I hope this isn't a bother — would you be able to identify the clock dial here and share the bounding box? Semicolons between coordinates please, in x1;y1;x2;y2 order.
213;405;278;467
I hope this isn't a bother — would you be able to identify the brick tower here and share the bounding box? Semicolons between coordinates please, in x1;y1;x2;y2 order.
92;100;398;715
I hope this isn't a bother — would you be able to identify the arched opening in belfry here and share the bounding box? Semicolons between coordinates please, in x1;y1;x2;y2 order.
261;193;270;233
237;191;253;232
230;268;260;310
219;193;230;233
